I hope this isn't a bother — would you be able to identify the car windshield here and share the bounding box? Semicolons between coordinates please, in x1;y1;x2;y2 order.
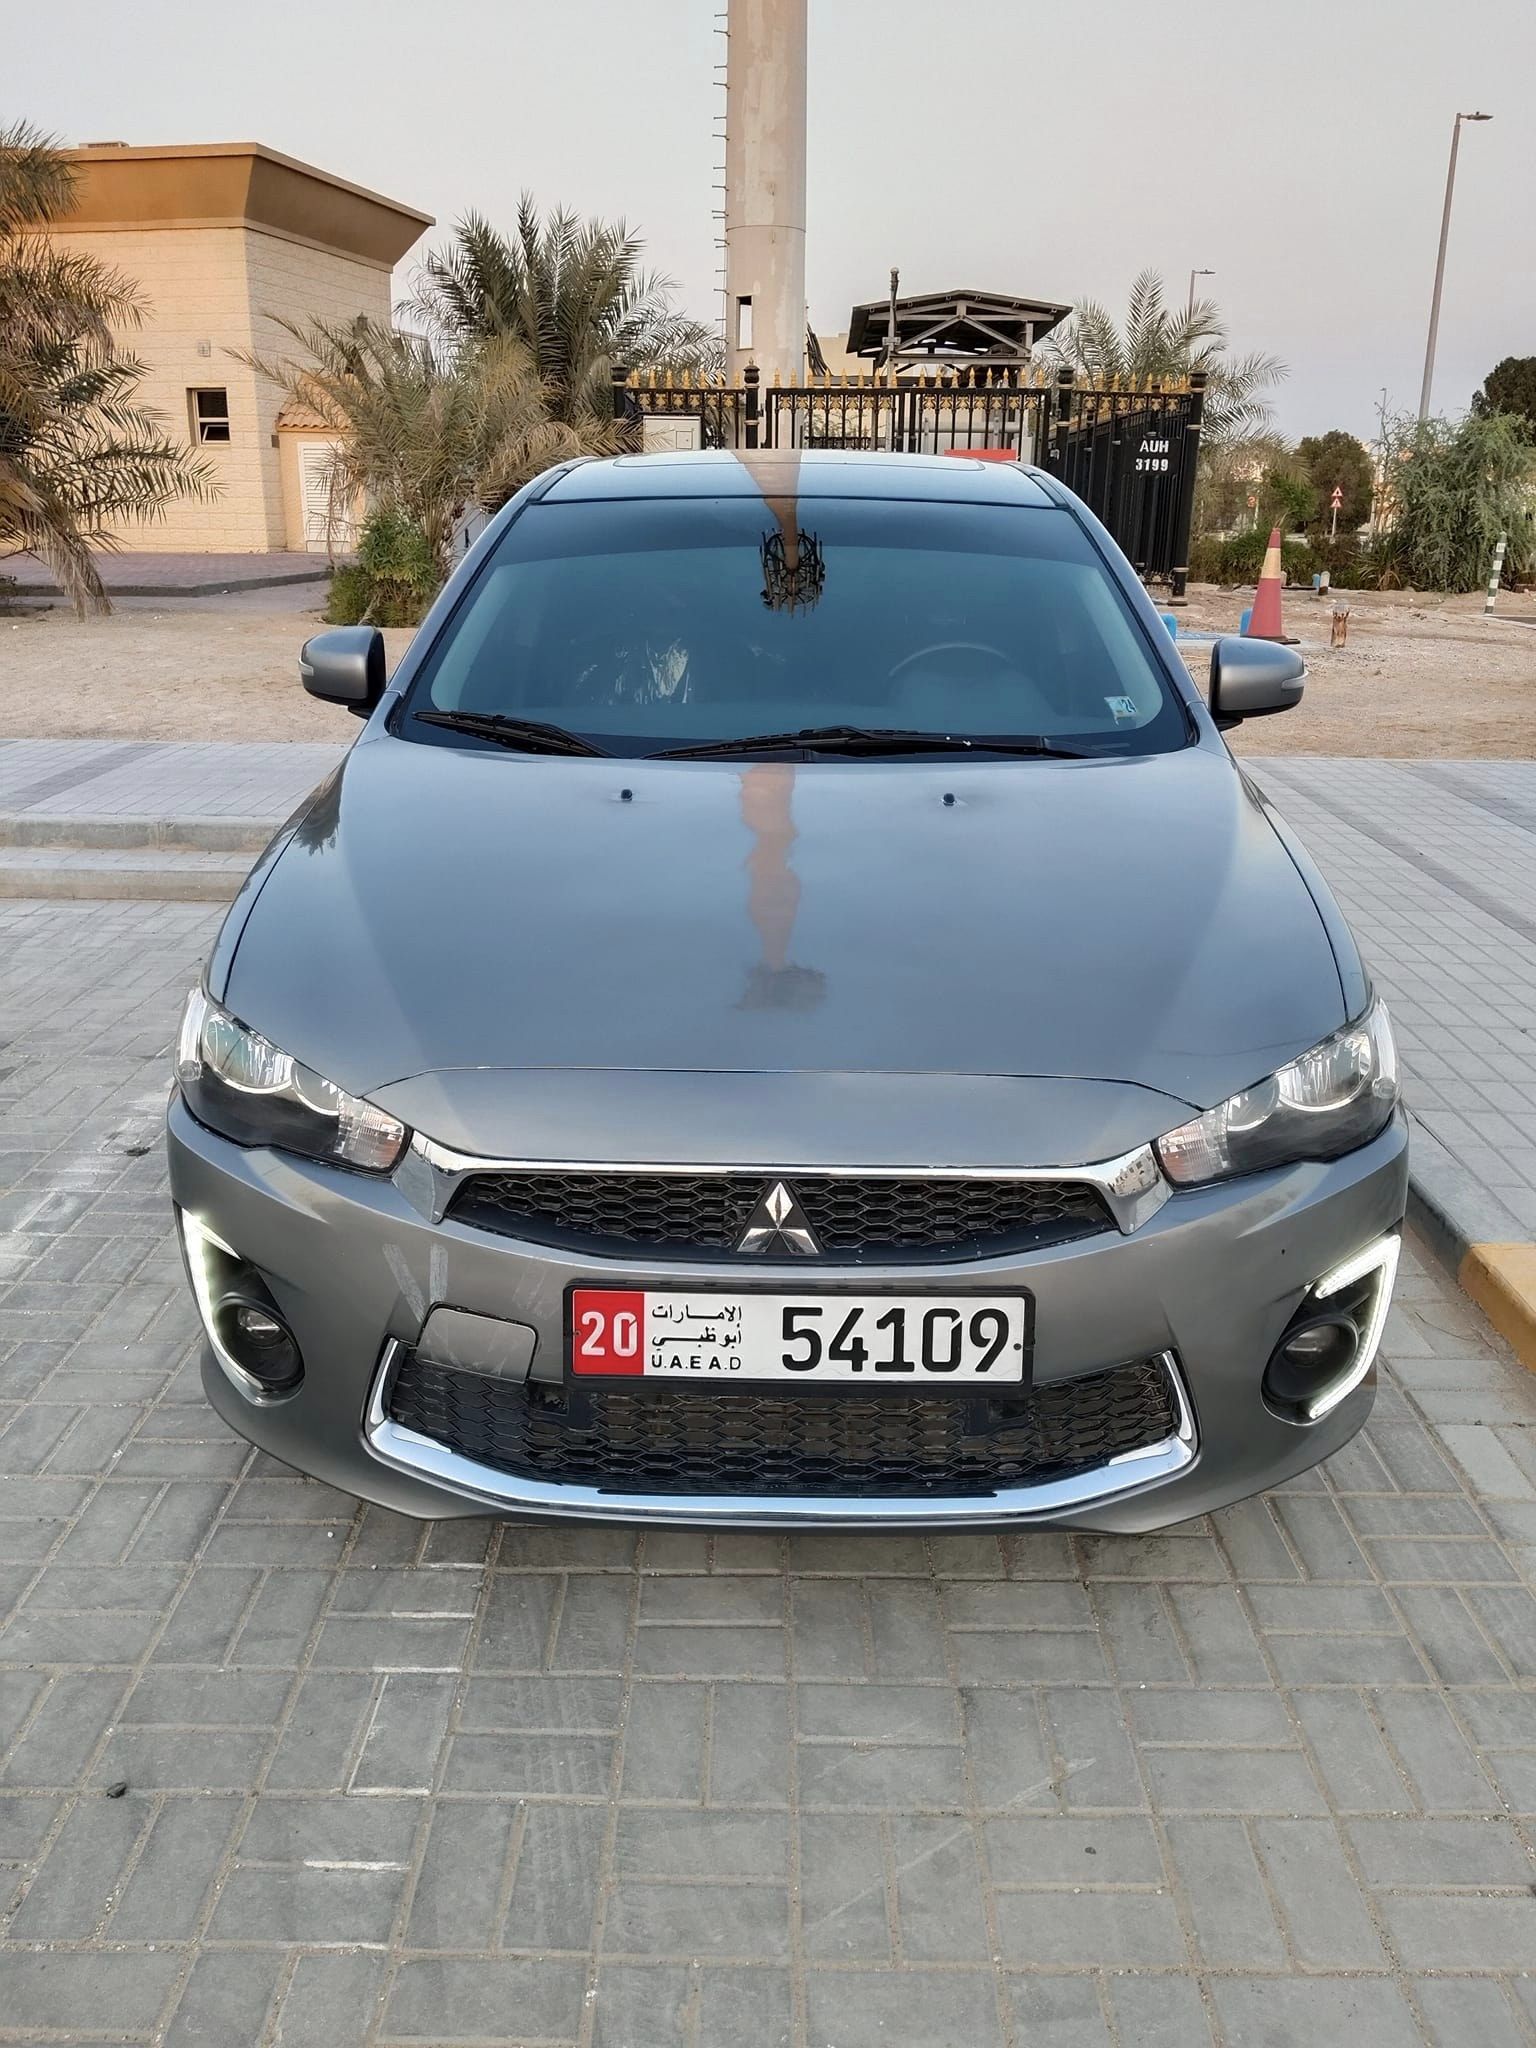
401;493;1189;759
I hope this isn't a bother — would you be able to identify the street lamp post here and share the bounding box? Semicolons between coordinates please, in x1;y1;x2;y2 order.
1187;268;1214;319
1418;111;1491;421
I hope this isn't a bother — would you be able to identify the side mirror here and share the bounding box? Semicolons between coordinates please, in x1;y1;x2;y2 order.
1208;636;1306;726
300;627;386;717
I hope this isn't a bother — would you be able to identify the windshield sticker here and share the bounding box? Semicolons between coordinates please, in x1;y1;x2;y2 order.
1105;696;1139;721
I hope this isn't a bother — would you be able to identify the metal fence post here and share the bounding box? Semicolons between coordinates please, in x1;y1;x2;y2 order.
611;363;641;453
1048;369;1074;475
1169;370;1206;600
744;364;761;450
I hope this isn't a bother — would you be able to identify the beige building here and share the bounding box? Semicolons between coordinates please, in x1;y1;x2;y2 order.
44;142;432;553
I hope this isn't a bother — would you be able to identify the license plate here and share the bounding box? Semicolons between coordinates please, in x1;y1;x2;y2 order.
568;1289;1030;1383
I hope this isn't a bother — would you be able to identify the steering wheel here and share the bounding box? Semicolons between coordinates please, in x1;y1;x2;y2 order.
886;641;1018;683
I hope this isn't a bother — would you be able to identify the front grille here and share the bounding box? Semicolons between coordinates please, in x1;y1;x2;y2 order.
447;1170;1112;1261
383;1352;1180;1499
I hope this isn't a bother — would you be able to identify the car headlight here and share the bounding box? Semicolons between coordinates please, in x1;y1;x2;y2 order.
175;988;407;1173
1156;997;1398;1187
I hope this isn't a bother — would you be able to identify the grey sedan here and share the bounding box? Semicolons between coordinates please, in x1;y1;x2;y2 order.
167;450;1406;1527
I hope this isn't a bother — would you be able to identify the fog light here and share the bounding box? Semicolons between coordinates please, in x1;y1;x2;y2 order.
212;1291;303;1393
177;1210;305;1400
1263;1315;1359;1407
1263;1233;1400;1423
233;1304;283;1345
209;1295;303;1392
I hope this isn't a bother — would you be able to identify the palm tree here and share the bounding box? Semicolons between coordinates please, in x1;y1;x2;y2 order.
1042;269;1285;446
245;315;624;576
411;200;720;424
0;123;213;613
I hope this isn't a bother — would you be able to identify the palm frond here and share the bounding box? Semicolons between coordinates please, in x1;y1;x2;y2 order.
0;121;78;235
1044;268;1285;456
409;196;717;413
0;130;216;613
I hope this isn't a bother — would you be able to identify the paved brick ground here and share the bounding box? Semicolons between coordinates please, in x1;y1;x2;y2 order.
0;741;343;827
1258;760;1536;1239
3;902;1536;2045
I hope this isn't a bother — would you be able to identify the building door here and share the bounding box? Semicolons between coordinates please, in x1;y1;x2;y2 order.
298;441;355;553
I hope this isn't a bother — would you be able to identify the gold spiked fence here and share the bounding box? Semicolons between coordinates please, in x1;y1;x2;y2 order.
612;365;1206;591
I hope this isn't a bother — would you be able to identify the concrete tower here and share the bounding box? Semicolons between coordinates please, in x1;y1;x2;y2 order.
724;0;807;385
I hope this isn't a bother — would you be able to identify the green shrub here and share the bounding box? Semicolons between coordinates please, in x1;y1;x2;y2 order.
322;509;440;628
1188;532;1248;584
356;507;439;623
1189;528;1318;587
1305;536;1376;590
1374;409;1535;591
1281;538;1319;585
323;563;372;625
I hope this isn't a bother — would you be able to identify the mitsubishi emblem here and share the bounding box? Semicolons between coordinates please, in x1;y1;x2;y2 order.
736;1180;820;1256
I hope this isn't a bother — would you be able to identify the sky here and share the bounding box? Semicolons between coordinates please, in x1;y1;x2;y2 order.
10;0;1533;442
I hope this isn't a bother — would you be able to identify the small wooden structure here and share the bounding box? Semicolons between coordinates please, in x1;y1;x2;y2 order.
844;287;1073;371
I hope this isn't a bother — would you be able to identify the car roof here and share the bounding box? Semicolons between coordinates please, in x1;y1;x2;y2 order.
540;448;1059;509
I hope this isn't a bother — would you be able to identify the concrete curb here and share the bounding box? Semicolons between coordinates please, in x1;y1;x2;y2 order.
1460;1245;1536;1373
1405;1113;1536;1374
8;569;329;598
0;815;274;854
0;847;248;901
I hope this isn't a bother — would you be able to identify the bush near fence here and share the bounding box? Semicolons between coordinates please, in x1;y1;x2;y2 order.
1189;528;1378;590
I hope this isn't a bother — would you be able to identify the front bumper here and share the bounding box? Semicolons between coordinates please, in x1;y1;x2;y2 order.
166;1098;1408;1529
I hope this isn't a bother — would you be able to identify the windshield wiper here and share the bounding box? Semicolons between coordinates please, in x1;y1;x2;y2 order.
652;724;1088;761
414;709;611;757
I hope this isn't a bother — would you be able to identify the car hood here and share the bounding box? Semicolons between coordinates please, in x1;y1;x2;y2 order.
222;733;1346;1133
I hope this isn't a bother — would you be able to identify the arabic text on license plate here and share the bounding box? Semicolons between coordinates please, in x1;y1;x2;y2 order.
569;1290;1028;1383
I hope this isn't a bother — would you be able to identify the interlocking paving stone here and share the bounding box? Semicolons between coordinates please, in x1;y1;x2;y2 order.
381;1957;589;2042
591;1964;793;2048
2;880;1536;2039
602;1876;792;1957
798;1810;890;1959
1166;1815;1288;1968
507;1802;608;1953
806;1967;1004;2048
1253;757;1536;1232
1413;1978;1534;2048
1210;1976;1425;2048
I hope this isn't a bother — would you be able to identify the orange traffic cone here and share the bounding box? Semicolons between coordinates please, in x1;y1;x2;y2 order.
1244;528;1298;643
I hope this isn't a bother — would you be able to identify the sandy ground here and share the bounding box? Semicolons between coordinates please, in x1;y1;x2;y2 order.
0;590;414;743
1181;586;1536;760
1;582;1533;756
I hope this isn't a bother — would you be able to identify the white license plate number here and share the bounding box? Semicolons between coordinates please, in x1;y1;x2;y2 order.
569;1290;1029;1383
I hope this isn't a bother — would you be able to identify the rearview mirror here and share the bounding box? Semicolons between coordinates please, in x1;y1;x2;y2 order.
1208;636;1306;726
300;627;386;717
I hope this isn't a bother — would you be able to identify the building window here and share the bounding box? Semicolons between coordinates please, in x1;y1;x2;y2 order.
189;388;231;444
735;297;753;351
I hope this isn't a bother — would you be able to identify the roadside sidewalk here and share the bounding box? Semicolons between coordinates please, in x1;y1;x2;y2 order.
3;740;1535;1355
1254;759;1536;1366
0;740;345;899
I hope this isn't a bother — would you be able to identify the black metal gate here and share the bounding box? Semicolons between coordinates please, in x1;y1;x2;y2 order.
617;366;1204;593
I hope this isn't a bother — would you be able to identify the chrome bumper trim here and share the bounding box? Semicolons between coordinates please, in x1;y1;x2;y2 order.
176;1208;286;1408
404;1136;1172;1236
361;1342;1197;1528
1304;1232;1400;1421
